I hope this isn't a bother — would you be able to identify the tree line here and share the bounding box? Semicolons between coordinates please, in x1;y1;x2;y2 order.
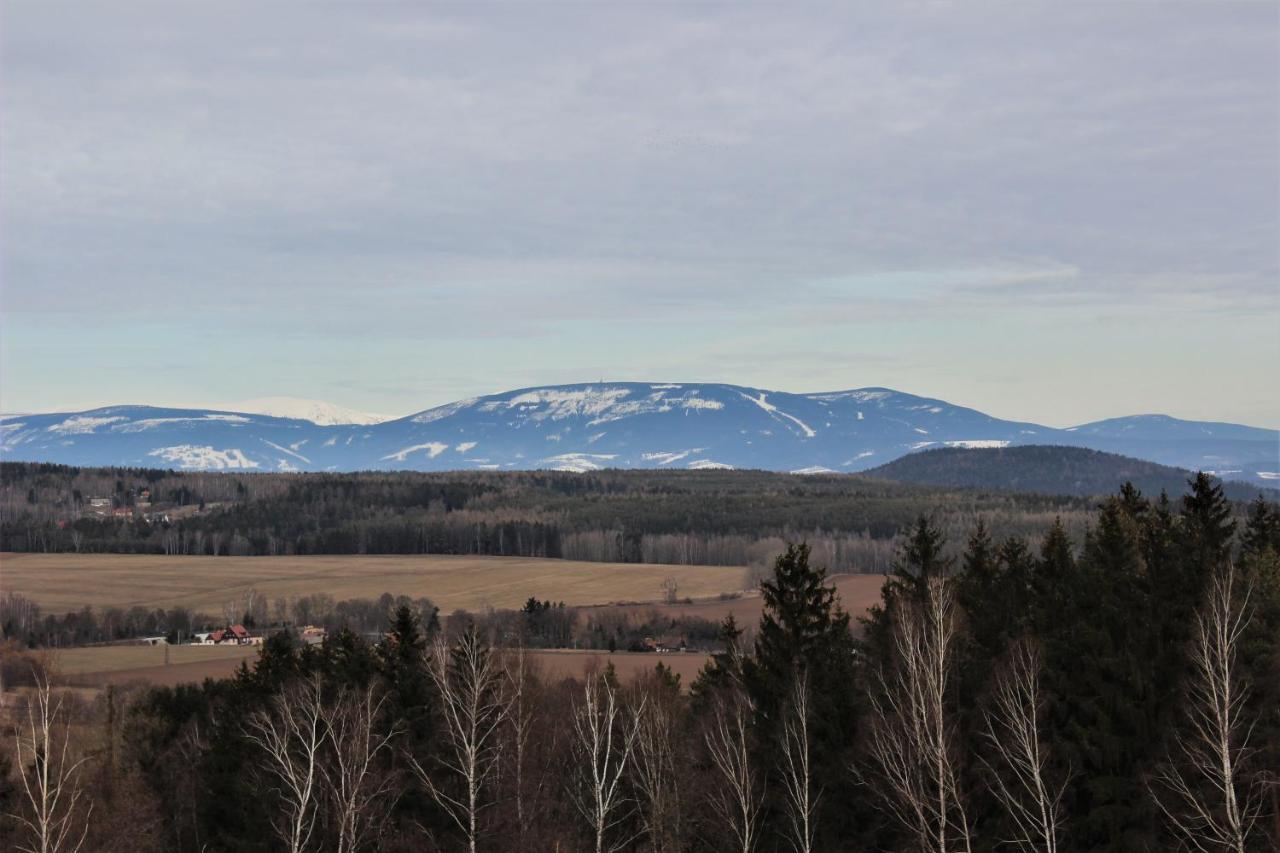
4;463;1110;572
0;475;1277;851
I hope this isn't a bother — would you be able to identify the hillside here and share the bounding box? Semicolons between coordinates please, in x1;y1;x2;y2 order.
863;445;1277;500
2;382;1276;484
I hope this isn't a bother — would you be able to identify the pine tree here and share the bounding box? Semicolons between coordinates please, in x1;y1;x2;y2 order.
861;516;954;662
1241;495;1280;557
745;542;860;848
1179;472;1237;576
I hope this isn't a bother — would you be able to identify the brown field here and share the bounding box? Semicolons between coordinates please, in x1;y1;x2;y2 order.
54;643;259;677
47;574;887;690
0;553;751;615
58;646;711;689
579;572;886;627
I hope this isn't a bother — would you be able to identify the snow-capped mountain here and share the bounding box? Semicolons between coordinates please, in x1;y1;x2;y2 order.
2;383;1276;485
210;397;394;426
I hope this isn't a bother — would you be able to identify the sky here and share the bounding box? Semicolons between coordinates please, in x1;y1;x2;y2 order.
1;2;1277;427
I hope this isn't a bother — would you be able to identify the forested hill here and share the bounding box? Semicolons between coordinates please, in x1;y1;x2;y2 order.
863;444;1276;500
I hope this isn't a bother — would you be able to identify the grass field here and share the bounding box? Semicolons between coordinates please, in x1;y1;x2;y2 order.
56;645;710;689
55;643;258;677
41;574;887;689
580;573;886;627
0;553;751;615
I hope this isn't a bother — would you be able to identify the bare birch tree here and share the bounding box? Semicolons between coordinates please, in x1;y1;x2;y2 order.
779;672;818;853
632;691;683;853
1150;563;1264;853
320;685;400;853
410;627;507;853
863;576;972;852
571;673;646;853
243;675;326;853
504;644;552;845
10;670;92;853
704;692;762;853
981;639;1065;853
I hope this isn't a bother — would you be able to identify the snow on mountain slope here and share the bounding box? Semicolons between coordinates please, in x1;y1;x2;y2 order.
213;397;394;426
1;384;1275;485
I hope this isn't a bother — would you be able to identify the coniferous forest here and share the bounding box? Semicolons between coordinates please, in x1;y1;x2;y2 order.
0;473;1277;852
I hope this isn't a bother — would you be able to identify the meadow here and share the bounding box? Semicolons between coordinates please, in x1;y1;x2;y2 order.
0;552;752;615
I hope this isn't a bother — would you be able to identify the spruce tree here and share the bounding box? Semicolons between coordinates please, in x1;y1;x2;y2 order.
745;542;860;849
1241;494;1280;556
1179;472;1237;576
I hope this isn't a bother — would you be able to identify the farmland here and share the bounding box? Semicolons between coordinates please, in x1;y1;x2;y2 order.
54;645;713;690
0;552;752;616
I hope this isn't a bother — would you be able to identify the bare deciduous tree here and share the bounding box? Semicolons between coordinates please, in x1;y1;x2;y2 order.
320;685;400;853
779;672;818;853
10;670;92;853
410;627;508;853
981;639;1066;853
704;692;763;853
1150;563;1264;853
571;673;646;853
504;644;553;845
863;576;972;853
632;691;683;853
244;675;326;853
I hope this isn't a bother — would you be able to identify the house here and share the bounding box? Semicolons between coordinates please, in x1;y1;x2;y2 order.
112;507;132;520
89;497;110;508
135;636;168;646
300;625;327;646
204;624;253;645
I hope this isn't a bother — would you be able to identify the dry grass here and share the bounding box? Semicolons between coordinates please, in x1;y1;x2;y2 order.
53;643;259;676
580;573;886;628
0;553;750;615
57;646;709;690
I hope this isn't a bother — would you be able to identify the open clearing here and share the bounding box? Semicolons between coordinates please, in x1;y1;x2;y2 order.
57;646;710;689
46;575;886;688
0;553;751;615
580;573;885;626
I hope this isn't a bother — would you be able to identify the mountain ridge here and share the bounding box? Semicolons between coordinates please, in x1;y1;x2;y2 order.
863;445;1277;501
2;382;1276;485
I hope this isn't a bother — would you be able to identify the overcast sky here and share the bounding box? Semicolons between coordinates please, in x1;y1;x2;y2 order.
2;2;1277;427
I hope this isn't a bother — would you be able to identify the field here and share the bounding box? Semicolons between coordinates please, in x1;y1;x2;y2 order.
0;553;752;615
54;645;712;689
580;572;886;626
4;553;886;689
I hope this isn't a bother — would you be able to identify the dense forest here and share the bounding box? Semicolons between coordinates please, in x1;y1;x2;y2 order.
4;463;1122;572
1;475;1277;852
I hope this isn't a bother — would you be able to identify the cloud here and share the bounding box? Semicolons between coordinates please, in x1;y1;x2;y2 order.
0;3;1276;424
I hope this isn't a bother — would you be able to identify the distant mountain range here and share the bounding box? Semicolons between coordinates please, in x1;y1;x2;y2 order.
1;383;1276;486
863;445;1277;500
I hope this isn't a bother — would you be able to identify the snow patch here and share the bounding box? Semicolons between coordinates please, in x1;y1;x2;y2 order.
943;440;1011;449
455;441;478;453
148;445;260;470
740;392;817;438
642;449;703;466
539;452;618;473
261;439;312;464
382;441;449;461
47;416;127;434
687;459;734;470
113;415;251;432
412;398;478;424
791;466;836;475
1257;472;1279;481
